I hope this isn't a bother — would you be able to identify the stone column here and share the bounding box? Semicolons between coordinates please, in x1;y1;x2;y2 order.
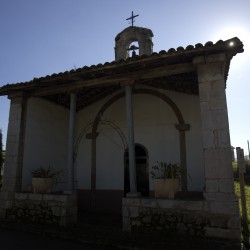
175;124;190;191
67;93;76;192
125;84;140;197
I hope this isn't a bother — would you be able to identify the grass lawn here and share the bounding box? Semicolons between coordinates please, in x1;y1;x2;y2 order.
235;178;250;223
234;179;250;248
233;160;250;224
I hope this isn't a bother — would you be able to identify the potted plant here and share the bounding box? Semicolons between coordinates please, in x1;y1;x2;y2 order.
151;161;182;199
31;166;61;194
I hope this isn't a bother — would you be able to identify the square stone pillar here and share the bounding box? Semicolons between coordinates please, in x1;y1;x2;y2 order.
2;93;27;192
0;92;27;218
194;54;241;240
194;54;236;201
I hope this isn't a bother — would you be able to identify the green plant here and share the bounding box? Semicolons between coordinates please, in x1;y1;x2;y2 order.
31;166;61;178
151;162;181;179
234;179;250;246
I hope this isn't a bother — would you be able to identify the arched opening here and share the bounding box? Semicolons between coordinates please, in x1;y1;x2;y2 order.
91;88;189;196
124;144;149;197
128;41;139;57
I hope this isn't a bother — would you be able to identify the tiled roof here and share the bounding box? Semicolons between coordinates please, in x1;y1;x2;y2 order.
0;37;244;95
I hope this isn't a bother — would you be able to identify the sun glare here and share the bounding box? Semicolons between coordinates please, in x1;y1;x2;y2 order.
213;25;249;43
212;25;250;52
212;25;250;67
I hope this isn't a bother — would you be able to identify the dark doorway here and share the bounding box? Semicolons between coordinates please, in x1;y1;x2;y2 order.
124;144;149;196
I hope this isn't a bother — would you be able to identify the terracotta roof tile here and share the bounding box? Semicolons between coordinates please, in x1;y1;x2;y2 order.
195;43;203;48
205;41;213;47
169;48;176;53
186;45;194;50
177;47;184;51
0;37;244;95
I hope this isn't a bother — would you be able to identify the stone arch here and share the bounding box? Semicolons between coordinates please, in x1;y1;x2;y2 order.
75;120;127;159
90;88;190;193
75;119;127;195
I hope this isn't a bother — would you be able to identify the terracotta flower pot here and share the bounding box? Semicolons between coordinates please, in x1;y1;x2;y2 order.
32;177;54;193
154;178;180;199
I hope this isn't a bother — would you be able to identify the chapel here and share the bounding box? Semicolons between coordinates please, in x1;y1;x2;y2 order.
0;19;244;241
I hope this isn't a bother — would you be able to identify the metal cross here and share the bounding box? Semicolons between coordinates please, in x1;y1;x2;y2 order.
126;11;139;27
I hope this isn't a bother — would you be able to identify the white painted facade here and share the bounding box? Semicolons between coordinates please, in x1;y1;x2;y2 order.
22;97;69;191
76;88;204;192
21;87;204;194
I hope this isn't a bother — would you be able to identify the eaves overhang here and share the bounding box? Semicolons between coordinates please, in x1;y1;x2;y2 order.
0;37;243;110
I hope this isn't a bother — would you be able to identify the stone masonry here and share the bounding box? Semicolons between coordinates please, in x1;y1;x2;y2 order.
4;192;77;226
115;26;153;61
194;53;236;202
123;197;240;240
2;93;26;193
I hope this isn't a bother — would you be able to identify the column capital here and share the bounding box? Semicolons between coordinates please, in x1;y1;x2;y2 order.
86;132;99;139
120;80;136;87
8;91;28;101
175;124;190;131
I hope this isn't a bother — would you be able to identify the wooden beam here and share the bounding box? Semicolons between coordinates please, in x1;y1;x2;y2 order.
31;62;195;96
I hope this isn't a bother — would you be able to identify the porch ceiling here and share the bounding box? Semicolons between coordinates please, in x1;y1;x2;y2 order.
42;71;198;111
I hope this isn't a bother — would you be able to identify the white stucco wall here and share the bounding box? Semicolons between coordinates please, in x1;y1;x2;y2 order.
22;97;69;191
76;88;204;192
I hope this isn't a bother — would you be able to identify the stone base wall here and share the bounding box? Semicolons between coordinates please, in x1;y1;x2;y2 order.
123;198;241;241
0;192;77;226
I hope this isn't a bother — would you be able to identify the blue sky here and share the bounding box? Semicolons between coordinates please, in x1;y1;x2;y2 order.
0;0;250;154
